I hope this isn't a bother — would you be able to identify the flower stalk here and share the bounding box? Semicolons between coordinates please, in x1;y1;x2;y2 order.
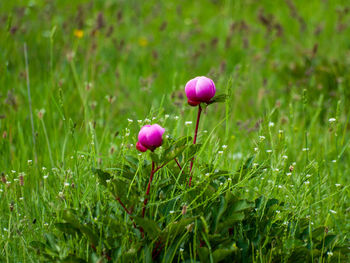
188;105;202;187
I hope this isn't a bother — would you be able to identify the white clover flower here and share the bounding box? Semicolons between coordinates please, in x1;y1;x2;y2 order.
328;118;336;123
268;122;275;127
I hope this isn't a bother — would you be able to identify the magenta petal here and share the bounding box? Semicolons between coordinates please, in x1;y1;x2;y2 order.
136;141;147;152
185;77;200;101
137;124;165;150
195;76;216;102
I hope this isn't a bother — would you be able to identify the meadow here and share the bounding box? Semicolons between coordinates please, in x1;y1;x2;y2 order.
0;0;350;262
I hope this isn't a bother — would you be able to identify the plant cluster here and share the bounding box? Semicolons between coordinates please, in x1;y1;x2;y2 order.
29;77;347;262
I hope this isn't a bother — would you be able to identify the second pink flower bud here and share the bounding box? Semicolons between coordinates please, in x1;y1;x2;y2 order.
136;124;165;152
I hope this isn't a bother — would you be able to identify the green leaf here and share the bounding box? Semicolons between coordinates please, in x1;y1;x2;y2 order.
208;94;228;104
216;212;245;233
161;217;196;240
92;168;112;187
323;234;337;249
149;152;160;163
59;255;86;263
125;155;139;168
134;217;161;240
55;223;81;236
197;247;210;263
213;248;235;263
161;136;192;164
230;199;255;213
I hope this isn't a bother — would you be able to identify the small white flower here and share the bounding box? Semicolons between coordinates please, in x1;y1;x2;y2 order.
304;181;310;185
329;209;337;214
292;162;296;165
145;118;151;123
58;191;64;197
254;147;258;152
152;117;156;120
137;120;142;124
328;118;336;123
278;185;282;189
286;172;292;176
302;148;309;151
261;177;264;180
218;151;223;154
327;251;333;256
64;182;70;187
185;121;192;126
70;156;74;159
27;160;33;165
222;145;228;149
43;175;48;179
13;179;19;182
203;130;208;133
0;189;3;192
227;178;232;181
220;182;223;186
276;210;280;214
174;116;179;120
259;135;265;140
282;155;288;159
80;154;85;159
127;118;133;123
268;180;273;184
253;163;258;167
332;160;337;163
179;248;184;252
279;130;283;133
165;114;169;119
19;197;24;200
263;168;267;172
266;149;272;153
335;184;341;187
11;170;16;173
306;174;311;178
274;168;279;172
44;223;49;226
169;210;175;214
205;173;210;176
268;122;275;127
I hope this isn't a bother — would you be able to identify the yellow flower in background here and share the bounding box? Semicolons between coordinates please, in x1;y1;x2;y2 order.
74;29;84;38
138;37;148;47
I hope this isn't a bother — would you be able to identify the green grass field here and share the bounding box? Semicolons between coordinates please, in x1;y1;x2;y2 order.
1;0;350;262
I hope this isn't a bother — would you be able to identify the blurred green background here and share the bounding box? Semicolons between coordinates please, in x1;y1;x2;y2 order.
1;0;350;260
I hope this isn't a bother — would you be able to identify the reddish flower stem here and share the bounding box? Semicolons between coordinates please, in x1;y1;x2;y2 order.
142;161;155;217
188;105;202;187
174;158;182;171
116;197;142;235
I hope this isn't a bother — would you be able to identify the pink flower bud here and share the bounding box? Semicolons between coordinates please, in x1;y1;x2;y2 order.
136;124;165;152
185;76;216;106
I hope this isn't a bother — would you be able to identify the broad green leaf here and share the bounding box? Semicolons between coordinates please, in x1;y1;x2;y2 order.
55;223;81;236
92;168;112;187
134;217;161;240
208;94;228;104
212;248;235;263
